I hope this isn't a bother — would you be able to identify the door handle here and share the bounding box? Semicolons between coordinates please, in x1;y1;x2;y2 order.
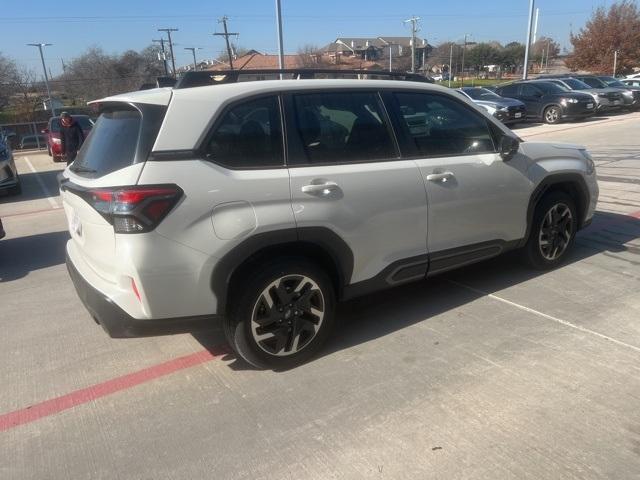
301;181;340;196
426;171;455;183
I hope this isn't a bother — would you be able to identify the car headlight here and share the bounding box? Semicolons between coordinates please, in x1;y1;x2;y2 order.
560;98;579;106
482;105;497;115
581;149;595;175
497;106;509;112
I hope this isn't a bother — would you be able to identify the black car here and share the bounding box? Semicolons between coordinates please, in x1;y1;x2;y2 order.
494;81;596;124
538;77;624;113
0;217;4;239
572;75;640;110
457;87;526;124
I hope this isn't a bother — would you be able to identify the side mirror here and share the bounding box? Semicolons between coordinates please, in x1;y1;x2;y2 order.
499;135;520;160
41;128;49;134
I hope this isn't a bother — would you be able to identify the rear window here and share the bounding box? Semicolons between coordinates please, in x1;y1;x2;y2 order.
71;109;141;176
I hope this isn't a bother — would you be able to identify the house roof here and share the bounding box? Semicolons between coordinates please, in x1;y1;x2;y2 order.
378;36;428;48
207;52;306;71
334;37;386;50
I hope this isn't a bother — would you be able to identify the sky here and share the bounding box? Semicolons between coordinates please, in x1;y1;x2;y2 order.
1;0;621;76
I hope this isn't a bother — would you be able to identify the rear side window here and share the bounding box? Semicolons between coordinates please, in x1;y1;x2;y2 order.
203;96;283;169
497;84;519;96
71;109;141;176
521;84;541;96
291;92;396;164
393;92;496;157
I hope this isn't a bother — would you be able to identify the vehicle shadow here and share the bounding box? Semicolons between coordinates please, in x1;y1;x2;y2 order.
191;209;640;371
0;230;69;282
0;169;63;204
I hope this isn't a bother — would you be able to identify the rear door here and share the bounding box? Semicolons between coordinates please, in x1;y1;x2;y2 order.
387;91;531;270
60;103;164;282
285;90;428;287
518;84;544;118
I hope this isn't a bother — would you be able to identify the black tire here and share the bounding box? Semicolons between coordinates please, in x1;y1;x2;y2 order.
543;105;561;124
224;257;336;370
523;191;577;269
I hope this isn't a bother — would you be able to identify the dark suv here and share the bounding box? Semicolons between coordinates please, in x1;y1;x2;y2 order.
572;75;640;110
494;81;595;124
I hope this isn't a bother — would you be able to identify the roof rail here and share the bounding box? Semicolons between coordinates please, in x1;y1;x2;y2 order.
173;69;434;89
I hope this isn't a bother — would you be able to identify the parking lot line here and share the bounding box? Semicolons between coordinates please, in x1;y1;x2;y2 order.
449;280;640;355
22;156;60;209
0;346;228;432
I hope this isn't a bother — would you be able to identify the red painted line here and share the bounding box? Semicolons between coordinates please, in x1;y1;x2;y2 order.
0;346;228;432
2;207;63;218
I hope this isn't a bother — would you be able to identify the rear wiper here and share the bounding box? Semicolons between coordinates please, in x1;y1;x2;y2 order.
70;165;97;174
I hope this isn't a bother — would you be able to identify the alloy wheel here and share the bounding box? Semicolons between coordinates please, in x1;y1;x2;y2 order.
250;275;325;356
538;203;573;261
545;107;559;123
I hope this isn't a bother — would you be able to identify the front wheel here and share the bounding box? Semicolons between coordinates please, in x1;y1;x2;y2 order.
523;192;577;269
224;258;336;369
543;105;561;124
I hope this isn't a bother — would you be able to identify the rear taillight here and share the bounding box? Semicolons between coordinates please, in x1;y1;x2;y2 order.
85;185;182;233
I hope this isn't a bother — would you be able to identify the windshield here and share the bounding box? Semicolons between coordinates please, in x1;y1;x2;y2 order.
462;88;502;100
51;116;94;132
535;82;567;94
599;76;627;88
71;109;141;176
579;77;608;88
563;78;592;90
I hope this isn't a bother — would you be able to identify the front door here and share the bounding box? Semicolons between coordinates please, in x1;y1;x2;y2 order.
388;91;532;272
284;90;428;286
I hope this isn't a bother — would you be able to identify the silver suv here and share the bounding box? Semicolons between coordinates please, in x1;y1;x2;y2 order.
61;72;598;369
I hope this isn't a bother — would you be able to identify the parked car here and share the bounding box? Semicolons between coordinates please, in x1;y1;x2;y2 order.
572;75;640;110
537;77;624;113
62;73;598;369
18;134;48;150
44;115;94;162
625;73;640;79
457;86;526;124
494;81;596;124
621;78;640;87
0;136;21;195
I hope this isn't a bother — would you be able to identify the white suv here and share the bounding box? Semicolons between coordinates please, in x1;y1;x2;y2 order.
61;73;598;369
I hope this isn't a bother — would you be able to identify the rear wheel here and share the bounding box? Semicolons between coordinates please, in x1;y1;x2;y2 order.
543;105;561;124
224;258;336;369
523;192;577;269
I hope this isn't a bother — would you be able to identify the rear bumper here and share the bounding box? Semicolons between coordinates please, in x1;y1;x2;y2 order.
66;249;218;338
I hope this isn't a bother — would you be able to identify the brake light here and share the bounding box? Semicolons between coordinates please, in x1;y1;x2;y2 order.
85;185;182;233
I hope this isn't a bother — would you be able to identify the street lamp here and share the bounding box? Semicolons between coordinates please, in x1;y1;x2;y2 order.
27;43;55;116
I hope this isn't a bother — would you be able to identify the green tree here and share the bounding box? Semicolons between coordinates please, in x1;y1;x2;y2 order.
567;0;640;73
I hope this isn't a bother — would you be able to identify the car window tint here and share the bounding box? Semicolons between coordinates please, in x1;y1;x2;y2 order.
394;92;496;157
497;84;519;96
522;84;541;96
204;96;283;168
292;92;395;164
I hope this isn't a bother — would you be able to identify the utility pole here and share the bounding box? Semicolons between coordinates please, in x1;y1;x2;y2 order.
523;0;535;79
448;43;453;87
184;47;202;71
613;50;618;76
461;34;468;87
389;43;395;72
27;43;55;116
533;8;539;43
275;0;285;74
404;16;420;73
153;38;170;76
214;16;238;70
158;28;178;76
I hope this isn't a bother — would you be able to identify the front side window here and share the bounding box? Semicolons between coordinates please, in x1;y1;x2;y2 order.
204;96;283;168
394;92;496;157
291;92;396;164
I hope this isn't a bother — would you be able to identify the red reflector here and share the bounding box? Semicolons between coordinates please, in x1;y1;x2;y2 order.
131;278;141;302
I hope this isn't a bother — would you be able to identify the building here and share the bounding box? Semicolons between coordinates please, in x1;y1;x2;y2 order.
321;36;429;61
